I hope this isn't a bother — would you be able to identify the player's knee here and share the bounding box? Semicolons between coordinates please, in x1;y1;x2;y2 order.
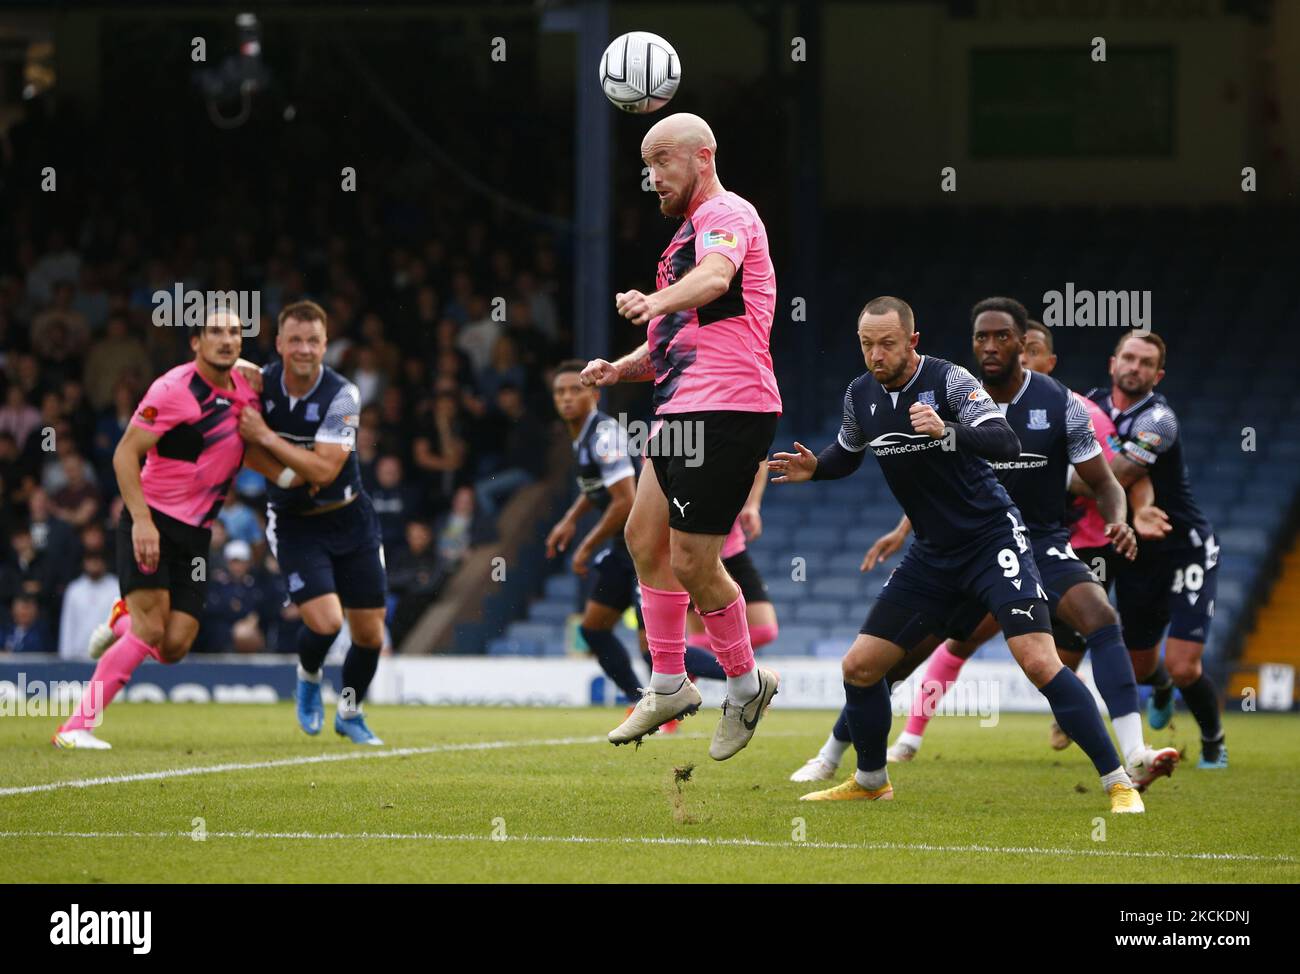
1078;600;1119;634
842;654;885;687
157;640;190;665
305;609;345;635
1020;653;1059;687
668;546;717;589
1166;655;1201;686
131;617;166;649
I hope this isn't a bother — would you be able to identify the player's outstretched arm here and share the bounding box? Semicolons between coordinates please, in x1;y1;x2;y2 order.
581;344;654;387
770;439;865;484
615;253;735;326
1127;475;1171;541
237;407;347;488
573;475;635;576
243;442;305;488
547;493;595;558
1074;452;1137;560
113;424;164;573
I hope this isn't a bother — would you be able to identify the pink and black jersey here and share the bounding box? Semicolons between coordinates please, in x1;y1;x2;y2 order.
1069;392;1119;550
647;191;781;416
131;362;260;529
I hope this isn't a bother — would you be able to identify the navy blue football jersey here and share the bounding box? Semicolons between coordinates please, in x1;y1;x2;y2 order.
572;408;639;520
990;371;1101;535
836;355;1018;549
1086;388;1213;550
261;361;366;515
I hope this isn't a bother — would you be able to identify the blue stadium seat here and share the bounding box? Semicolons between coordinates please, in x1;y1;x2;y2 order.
529;601;575;624
488;638;543;657
811;639;850;660
812;577;865;600
544;574;579;600
794;601;846;625
769;624;825;656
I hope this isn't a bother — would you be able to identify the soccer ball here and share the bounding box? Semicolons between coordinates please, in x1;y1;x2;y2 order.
599;31;680;114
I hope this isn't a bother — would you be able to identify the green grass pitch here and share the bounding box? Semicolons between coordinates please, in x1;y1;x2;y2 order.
1;706;1295;883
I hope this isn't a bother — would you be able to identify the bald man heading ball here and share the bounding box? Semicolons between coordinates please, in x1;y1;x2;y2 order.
581;113;782;760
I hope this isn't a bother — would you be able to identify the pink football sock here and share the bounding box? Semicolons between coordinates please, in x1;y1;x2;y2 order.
685;631;712;650
60;631;159;733
640;583;690;676
904;642;968;737
699;590;755;678
748;621;779;648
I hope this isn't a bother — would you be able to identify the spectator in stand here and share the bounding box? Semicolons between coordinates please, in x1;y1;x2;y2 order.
351;345;386;409
27;488;80;574
433;317;475;389
360;312;401;379
478;334;527;405
377;386;412;464
31;280;91;369
515;269;559;344
49;453;102;529
58;548;118;660
473;384;547;520
198;540;275;654
0;432;30;527
414;388;470;514
0;386;41;453
72;263;111;333
60;378;96;455
26;230;81;307
436;485;477;571
370;454;425;557
39;437;96;496
2;593;53;653
91;379;137;490
387;519;444;647
458;295;502;374
84;314;147;411
0;524;64;623
217;483;262;547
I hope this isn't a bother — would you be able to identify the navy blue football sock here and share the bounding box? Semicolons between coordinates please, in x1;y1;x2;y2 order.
1140;659;1175;708
832;706;851;743
580;626;643;701
1179;673;1223;743
843;681;892;772
297;625;338;676
340;643;380;708
684;646;726;682
1085;624;1139;719
1039;668;1122;775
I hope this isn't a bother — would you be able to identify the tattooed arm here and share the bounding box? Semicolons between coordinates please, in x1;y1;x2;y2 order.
580;343;655;387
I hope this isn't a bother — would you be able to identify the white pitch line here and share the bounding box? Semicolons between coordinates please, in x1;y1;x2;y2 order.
0;734;621;797
1;729;815;798
0;829;1292;864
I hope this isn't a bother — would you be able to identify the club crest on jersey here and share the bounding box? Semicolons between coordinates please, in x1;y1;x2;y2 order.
305;402;320;422
917;391;936;408
1027;409;1050;430
701;229;737;249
